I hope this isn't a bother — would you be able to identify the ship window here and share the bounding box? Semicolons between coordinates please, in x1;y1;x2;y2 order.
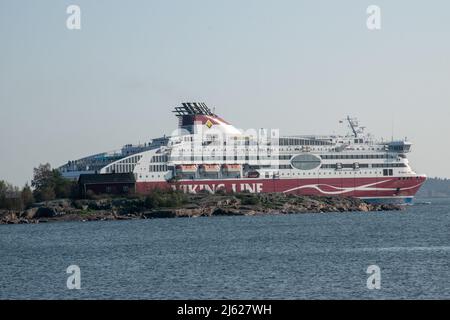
291;154;321;170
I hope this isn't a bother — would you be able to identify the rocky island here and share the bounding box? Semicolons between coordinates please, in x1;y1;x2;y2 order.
0;191;402;225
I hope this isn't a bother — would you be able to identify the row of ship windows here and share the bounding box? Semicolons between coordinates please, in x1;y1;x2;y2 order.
151;155;168;163
179;137;332;147
279;138;333;146
169;154;399;161
278;154;397;160
139;174;163;179
277;170;410;176
372;163;407;168
322;154;397;160
278;163;407;169
105;164;135;173
138;173;419;179
176;137;370;147
174;146;386;152
107;162;405;173
149;165;168;172
277;171;387;176
169;156;274;161
66;158;121;166
173;149;272;154
173;143;386;151
280;148;385;152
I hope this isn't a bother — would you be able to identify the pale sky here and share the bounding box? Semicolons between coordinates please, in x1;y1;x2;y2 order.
1;0;449;186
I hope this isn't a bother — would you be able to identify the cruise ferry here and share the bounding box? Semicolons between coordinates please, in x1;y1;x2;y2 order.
59;102;426;204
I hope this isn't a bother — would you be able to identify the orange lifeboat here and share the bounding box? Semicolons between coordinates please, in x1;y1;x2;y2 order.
222;164;241;172
201;164;221;172
175;164;198;173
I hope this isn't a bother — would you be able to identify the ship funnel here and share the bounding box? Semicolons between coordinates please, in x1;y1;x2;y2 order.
172;102;241;135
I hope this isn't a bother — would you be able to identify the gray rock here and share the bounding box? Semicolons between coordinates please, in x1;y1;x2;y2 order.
23;207;38;219
35;207;57;218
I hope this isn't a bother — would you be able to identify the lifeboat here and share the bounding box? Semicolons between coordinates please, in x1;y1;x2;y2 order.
222;164;241;172
200;164;220;172
175;164;198;173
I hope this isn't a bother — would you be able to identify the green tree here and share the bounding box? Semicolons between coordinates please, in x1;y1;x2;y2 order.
0;180;7;208
31;163;77;201
0;180;23;210
32;164;56;201
21;184;35;208
52;169;73;198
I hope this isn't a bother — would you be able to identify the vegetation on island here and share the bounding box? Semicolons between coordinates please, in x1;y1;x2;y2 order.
0;162;191;213
8;162;448;225
1;181;402;225
0;181;32;211
0;163;78;211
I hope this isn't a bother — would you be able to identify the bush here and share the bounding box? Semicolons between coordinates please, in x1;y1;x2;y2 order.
144;189;187;209
236;193;260;205
144;195;157;209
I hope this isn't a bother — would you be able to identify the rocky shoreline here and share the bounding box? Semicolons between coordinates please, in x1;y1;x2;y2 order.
0;193;402;225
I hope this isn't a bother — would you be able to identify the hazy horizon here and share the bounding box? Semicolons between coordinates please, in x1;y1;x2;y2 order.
1;0;450;186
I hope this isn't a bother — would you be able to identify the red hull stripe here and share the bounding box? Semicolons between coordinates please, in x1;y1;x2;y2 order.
136;176;426;198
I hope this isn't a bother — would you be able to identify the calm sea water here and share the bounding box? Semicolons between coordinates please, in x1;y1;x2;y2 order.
1;198;449;299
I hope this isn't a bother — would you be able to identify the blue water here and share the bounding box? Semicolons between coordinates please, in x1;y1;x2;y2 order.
1;198;449;299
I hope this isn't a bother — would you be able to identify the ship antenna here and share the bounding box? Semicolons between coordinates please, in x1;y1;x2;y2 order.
391;117;394;142
346;116;358;137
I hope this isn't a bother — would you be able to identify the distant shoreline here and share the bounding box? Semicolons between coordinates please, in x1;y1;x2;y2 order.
0;193;402;225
